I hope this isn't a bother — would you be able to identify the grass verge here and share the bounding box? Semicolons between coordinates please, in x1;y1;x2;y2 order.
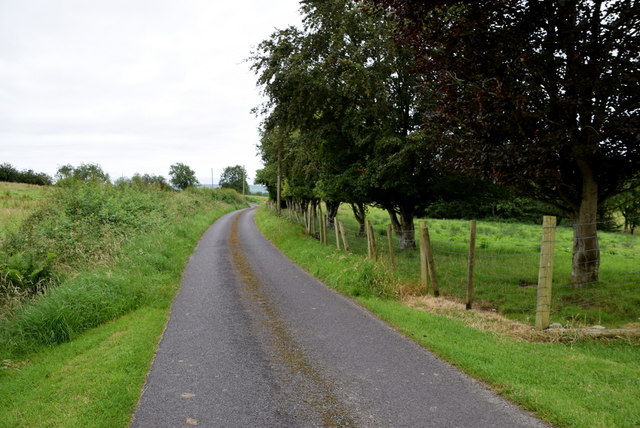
255;207;640;428
0;201;241;427
0;307;166;427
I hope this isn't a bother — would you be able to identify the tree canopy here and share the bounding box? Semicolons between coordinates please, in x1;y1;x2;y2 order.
252;0;639;277
219;165;248;194
169;163;198;190
251;0;445;247
56;163;110;184
374;0;640;283
0;163;52;185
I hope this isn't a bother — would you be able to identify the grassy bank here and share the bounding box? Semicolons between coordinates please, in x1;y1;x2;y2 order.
0;182;244;427
255;207;640;428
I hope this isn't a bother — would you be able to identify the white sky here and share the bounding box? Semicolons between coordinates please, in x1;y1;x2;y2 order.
0;0;302;185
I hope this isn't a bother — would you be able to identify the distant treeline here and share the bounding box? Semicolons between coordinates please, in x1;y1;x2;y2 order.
0;163;52;186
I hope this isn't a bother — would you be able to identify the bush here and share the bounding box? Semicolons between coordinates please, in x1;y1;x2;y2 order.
0;251;57;293
0;181;172;300
426;196;564;224
0;183;246;356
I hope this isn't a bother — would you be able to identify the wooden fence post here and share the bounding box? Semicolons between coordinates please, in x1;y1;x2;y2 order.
317;205;323;242
339;221;350;252
322;214;328;245
367;220;377;261
536;216;557;331
419;221;429;293
322;206;328;245
312;205;317;237
424;227;440;297
335;218;341;250
366;219;373;259
387;224;395;269
466;220;477;310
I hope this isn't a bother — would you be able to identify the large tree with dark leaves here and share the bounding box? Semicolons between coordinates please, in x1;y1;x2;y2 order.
375;0;640;284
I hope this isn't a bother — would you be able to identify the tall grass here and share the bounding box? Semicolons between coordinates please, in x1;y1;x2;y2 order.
0;182;246;357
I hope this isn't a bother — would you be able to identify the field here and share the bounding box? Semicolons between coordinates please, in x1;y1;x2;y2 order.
0;182;51;239
290;204;639;328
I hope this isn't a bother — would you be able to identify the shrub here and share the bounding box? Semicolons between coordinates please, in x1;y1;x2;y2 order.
1;182;169;297
0;251;57;293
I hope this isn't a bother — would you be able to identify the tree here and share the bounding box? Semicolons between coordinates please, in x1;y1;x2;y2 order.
608;184;640;234
0;163;52;185
377;0;640;283
115;173;170;190
56;163;110;184
169;163;198;190
251;0;440;247
255;168;276;200
219;165;248;194
135;173;170;190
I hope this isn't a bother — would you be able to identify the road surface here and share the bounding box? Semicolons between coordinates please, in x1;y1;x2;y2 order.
132;207;548;427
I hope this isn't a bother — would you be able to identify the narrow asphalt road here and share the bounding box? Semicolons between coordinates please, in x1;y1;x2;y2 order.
131;207;549;427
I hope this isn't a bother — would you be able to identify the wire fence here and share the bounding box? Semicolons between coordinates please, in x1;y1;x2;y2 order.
272;203;639;330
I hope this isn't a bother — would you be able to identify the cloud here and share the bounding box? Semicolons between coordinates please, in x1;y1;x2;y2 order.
0;0;302;182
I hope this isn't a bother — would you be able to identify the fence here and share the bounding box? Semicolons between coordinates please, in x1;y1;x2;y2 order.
272;204;639;331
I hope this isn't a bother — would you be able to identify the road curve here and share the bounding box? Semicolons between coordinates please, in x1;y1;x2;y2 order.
131;207;549;427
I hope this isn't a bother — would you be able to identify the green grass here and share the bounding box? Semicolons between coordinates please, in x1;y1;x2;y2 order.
246;194;268;205
0;307;167;428
0;182;51;239
360;298;640;428
0;195;242;357
298;204;640;328
256;207;640;428
0;184;244;427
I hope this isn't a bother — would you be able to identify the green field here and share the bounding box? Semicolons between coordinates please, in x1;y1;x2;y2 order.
288;204;640;328
0;182;51;239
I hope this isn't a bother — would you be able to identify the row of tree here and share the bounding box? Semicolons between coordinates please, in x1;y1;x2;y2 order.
2;162;252;194
251;0;640;285
0;163;52;186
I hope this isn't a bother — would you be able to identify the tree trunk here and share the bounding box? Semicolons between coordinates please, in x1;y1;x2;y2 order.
325;201;340;229
386;206;416;249
571;172;600;285
351;202;367;237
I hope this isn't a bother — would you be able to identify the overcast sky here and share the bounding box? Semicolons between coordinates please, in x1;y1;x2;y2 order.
0;0;302;185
